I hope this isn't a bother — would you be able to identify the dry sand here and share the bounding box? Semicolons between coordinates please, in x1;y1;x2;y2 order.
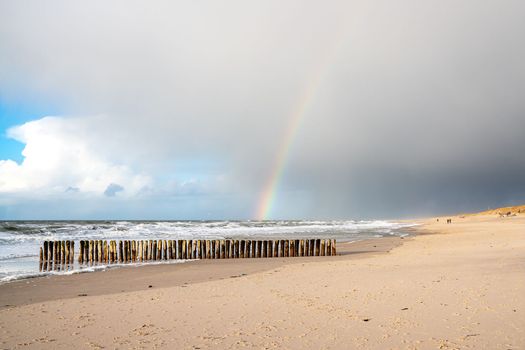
0;215;524;349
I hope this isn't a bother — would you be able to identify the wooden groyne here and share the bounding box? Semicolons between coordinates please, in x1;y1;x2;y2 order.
39;239;337;268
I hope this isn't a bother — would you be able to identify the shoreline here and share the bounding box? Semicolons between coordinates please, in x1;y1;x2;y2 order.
1;215;523;349
0;236;407;308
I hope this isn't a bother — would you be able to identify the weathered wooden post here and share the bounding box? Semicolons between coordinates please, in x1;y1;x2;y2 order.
242;240;248;258
181;240;188;259
87;240;92;263
218;240;224;259
184;240;190;259
331;239;336;255
206;240;211;259
260;240;265;258
95;240;100;263
238;240;244;258
196;240;201;259
58;240;62;263
229;240;233;258
71;241;75;263
283;240;289;257
42;241;48;261
231;240;237;259
308;239;314;256
214;240;219;259
49;241;54;263
77;241;83;263
289;240;295;257
189;240;194;259
64;241;69;263
315;239;321;256
167;240;172;260
320;240;326;256
175;240;180;259
117;240;122;262
223;240;229;259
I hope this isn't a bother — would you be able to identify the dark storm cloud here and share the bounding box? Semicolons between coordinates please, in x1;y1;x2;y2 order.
0;0;524;218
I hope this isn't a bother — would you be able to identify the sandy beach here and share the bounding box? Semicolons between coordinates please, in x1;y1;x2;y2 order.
1;214;524;349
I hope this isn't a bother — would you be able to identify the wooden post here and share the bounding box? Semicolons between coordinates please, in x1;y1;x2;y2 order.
315;239;321;256
239;240;245;258
71;241;75;263
115;241;124;263
87;240;91;263
260;240;265;258
321;240;326;256
101;240;106;263
254;240;259;258
289;240;295;257
95;240;100;263
326;240;331;256
197;240;202;259
42;241;48;261
272;241;277;258
185;240;190;259
308;239;314;256
60;241;64;264
39;247;43;263
284;240;289;257
332;239;336;256
65;241;70;263
223;240;229;259
229;240;234;258
181;240;188;259
232;240;237;259
219;240;224;259
249;240;254;258
188;240;192;260
205;240;210;259
190;240;195;259
77;241;83;263
79;241;84;263
244;240;250;258
49;241;54;263
214;240;220;259
175;240;180;259
151;240;156;260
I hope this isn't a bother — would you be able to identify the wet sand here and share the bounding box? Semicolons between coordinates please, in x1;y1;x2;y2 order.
0;236;406;307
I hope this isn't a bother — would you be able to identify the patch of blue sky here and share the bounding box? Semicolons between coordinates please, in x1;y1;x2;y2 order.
0;97;61;163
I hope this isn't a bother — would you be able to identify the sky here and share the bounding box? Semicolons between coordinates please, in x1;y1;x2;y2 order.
0;0;524;220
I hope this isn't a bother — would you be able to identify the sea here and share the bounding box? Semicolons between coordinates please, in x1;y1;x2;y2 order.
0;220;417;283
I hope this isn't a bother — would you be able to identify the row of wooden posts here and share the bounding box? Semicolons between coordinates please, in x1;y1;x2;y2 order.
40;239;337;264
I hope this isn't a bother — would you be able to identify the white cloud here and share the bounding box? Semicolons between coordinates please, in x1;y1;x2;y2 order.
0;116;151;196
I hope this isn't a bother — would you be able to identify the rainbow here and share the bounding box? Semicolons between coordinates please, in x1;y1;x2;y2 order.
255;30;349;220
